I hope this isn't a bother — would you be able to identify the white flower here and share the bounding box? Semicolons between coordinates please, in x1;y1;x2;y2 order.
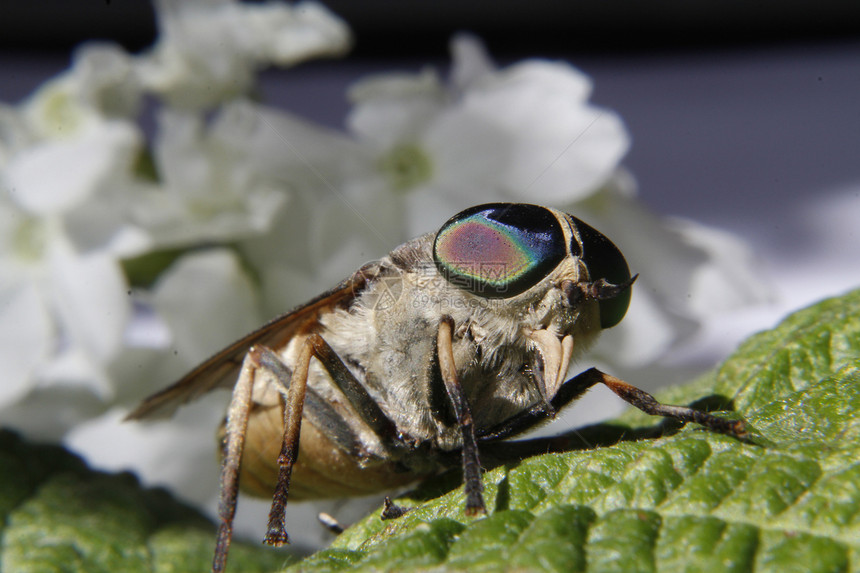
0;0;357;441
570;171;773;369
2;41;149;257
151;249;264;368
17;43;140;143
173;99;394;315
345;34;630;235
138;0;351;108
255;32;632;319
0;44;150;436
129;104;288;248
65;249;264;509
0;143;141;429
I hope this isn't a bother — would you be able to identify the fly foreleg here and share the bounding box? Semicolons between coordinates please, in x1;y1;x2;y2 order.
437;316;486;516
479;368;747;444
584;368;747;437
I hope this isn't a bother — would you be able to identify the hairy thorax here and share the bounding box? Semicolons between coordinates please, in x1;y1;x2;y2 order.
317;238;602;453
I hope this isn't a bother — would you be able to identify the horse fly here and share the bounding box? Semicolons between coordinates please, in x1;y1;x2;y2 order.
127;203;746;572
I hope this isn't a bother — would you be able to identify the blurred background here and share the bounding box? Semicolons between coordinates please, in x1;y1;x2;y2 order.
4;0;858;326
2;0;859;552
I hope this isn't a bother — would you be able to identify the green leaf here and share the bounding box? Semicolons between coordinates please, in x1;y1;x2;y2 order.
0;430;288;573
291;288;860;572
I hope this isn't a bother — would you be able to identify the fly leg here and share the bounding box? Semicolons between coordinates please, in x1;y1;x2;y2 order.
306;334;397;439
216;331;427;569
437;316;486;516
583;368;747;437
260;333;400;546
262;337;312;546
211;341;317;563
479;367;747;443
213;346;271;573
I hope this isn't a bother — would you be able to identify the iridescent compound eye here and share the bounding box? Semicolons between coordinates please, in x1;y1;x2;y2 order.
571;217;632;329
433;203;566;298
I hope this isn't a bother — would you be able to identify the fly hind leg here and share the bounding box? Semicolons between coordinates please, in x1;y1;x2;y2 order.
216;334;406;572
213;340;315;572
258;334;400;546
213;345;277;573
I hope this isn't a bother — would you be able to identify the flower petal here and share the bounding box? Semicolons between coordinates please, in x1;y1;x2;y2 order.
454;60;629;202
131;107;289;247
152;249;262;368
0;384;107;441
5;121;139;215
669;217;774;316
140;0;350;108
64;404;223;506
248;1;351;65
572;178;772;365
0;283;53;407
348;69;446;148
448;33;496;93
49;242;131;364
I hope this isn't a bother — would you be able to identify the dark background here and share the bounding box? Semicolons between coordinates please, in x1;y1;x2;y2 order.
2;1;859;56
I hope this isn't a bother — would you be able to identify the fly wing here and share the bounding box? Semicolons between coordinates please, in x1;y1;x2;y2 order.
126;266;373;420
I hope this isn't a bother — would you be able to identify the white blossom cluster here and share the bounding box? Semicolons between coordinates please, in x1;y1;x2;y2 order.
0;0;768;526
